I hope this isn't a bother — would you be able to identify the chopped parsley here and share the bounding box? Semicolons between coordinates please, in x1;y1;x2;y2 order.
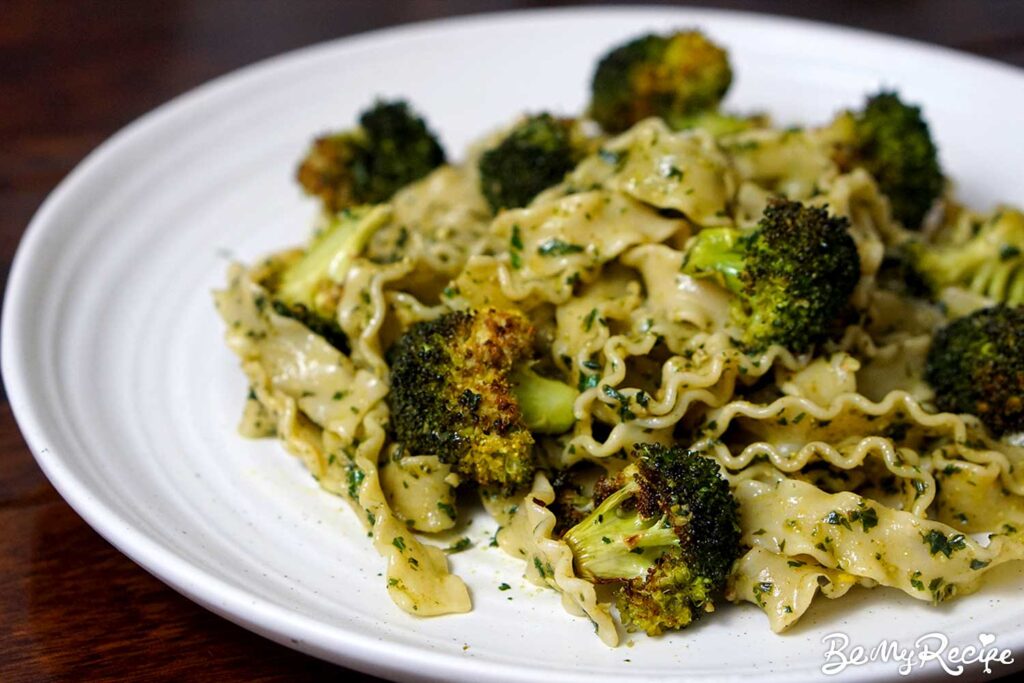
537;239;585;257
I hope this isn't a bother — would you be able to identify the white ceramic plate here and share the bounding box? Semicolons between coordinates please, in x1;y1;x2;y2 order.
5;7;1024;682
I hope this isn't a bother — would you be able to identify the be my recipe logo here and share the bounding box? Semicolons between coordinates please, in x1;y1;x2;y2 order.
821;631;1015;676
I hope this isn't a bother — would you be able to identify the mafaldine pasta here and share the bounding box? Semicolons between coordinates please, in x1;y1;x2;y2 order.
215;29;1024;646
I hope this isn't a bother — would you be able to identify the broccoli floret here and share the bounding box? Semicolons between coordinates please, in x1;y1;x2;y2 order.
681;198;861;353
296;132;363;213
589;30;732;133
834;91;943;229
297;100;445;212
477;113;583;212
903;209;1024;306
563;444;741;635
925;305;1024;436
269;205;391;352
387;309;578;491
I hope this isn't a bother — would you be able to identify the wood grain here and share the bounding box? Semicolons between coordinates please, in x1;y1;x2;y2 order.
2;1;1023;680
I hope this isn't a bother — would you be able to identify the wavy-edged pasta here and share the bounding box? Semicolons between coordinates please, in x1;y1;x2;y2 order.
215;64;1024;642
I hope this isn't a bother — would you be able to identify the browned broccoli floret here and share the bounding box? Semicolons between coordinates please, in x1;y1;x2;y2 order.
925;305;1024;436
589;30;732;133
830;92;944;229
681;198;861;353
264;205;393;353
387;309;577;491
478;113;585;212
297;100;445;212
563;444;741;635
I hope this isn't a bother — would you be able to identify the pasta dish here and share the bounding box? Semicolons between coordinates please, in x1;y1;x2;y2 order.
214;30;1024;645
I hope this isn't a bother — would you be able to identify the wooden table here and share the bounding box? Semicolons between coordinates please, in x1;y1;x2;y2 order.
2;1;1023;680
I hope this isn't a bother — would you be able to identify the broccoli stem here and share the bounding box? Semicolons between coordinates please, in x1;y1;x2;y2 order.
680;227;745;292
669;111;761;136
564;477;679;581
277;204;391;309
510;365;578;434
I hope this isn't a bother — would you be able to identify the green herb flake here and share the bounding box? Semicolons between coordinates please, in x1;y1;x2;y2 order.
922;529;966;557
824;510;852;530
510;225;524;250
446;537;472;554
1000;244;1021;261
601;384;636;421
347;466;365;499
856;507;879;532
533;557;546;578
537;239;585;257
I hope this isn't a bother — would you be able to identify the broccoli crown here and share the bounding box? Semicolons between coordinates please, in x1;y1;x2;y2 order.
296;134;363;213
478;113;579;212
616;550;712;636
682;198;861;353
386;309;538;490
297;100;445;212
925;305;1024;436
848;92;943;229
357;101;447;203
589;30;732;133
563;444;741;635
905;209;1024;306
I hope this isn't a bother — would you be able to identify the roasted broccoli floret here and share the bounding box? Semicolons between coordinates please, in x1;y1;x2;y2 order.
477;113;583;212
681;198;861;353
563;444;741;635
387;309;578;491
297;100;446;212
589;30;732;133
902;209;1024;306
925;305;1024;436
268;205;391;351
831;91;943;229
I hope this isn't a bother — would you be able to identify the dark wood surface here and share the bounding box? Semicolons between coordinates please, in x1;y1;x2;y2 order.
2;1;1024;681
